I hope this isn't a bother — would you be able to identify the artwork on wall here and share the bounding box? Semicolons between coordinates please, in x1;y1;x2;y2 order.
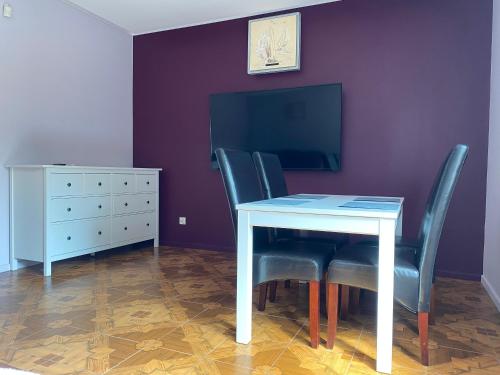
247;12;301;75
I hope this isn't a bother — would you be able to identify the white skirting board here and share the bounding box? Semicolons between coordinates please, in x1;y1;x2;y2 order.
481;275;500;311
0;263;11;273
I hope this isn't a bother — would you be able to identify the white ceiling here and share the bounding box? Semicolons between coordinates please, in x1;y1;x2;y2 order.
63;0;340;35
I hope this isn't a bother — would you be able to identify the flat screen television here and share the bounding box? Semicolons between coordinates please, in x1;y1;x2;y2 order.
209;83;342;171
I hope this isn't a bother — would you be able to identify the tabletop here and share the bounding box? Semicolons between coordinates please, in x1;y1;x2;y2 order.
236;194;404;219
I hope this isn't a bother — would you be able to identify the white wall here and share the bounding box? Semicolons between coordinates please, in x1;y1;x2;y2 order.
483;0;500;311
0;0;133;270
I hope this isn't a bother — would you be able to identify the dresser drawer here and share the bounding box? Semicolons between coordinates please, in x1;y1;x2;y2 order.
113;194;135;215
85;174;111;195
140;212;156;238
112;193;155;215
112;212;155;243
49;196;111;222
136;174;157;192
48;218;111;256
112;174;136;194
135;193;156;212
48;173;84;197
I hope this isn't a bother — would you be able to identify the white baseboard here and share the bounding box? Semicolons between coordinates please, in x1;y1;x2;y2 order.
481;275;500;311
0;263;11;273
0;260;38;273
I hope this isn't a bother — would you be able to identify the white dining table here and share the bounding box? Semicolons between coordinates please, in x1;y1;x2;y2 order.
235;194;404;374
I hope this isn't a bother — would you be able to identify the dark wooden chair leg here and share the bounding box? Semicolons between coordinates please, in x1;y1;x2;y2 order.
309;280;320;348
418;312;430;366
327;283;339;349
324;273;329;317
340;285;349;320
269;281;278;302
349;287;360;314
257;283;268;311
429;285;436;325
284;280;291;288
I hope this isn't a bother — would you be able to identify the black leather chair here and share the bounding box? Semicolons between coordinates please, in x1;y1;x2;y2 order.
216;148;333;348
252;152;289;201
253;151;349;297
253;152;348;243
326;144;469;366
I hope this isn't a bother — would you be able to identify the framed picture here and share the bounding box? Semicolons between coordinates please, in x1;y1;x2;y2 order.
248;12;301;75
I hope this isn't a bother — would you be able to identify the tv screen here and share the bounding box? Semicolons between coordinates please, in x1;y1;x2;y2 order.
209;83;342;171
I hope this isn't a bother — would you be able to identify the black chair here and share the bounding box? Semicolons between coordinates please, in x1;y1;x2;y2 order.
253;151;349;297
252;152;289;201
253;152;348;244
326;144;469;365
216;148;333;348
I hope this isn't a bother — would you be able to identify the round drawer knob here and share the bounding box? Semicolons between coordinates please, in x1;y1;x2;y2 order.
146;181;150;185
124;202;128;207
98;231;102;235
146;201;150;204
146;223;150;227
67;236;71;241
98;205;102;209
67;182;72;187
124;227;128;231
67;207;72;212
124;181;128;186
98;182;102;186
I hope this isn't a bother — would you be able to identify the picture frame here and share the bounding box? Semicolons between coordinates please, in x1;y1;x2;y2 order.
247;12;301;75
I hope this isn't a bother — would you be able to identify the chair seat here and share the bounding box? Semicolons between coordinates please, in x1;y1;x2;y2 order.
253;240;334;286
328;244;420;313
348;238;437;284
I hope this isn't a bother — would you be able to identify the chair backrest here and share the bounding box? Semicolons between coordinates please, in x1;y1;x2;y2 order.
253;152;297;241
416;144;469;311
215;148;266;243
252;152;289;199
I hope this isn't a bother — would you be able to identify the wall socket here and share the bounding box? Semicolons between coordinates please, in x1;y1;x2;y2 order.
179;217;187;225
3;3;13;18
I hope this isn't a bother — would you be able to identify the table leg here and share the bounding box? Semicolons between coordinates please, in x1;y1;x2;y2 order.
236;211;253;344
377;218;396;374
396;206;403;237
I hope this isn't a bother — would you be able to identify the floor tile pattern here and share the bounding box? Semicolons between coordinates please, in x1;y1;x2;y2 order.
0;245;499;374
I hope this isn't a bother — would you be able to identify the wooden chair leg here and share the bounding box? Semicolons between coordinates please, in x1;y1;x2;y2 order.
324;273;329;317
257;283;268;311
327;283;339;349
340;285;349;320
418;312;430;366
429;285;436;325
349;287;361;314
309;281;320;348
269;281;278;302
284;280;291;288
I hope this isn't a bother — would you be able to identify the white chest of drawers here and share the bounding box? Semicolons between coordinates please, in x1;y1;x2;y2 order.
8;165;162;276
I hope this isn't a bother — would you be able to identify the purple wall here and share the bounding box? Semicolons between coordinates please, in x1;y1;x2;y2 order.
133;0;492;280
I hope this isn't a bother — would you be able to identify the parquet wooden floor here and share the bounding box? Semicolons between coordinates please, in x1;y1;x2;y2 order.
0;245;499;374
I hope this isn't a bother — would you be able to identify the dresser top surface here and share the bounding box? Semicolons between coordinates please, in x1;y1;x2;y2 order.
7;165;162;171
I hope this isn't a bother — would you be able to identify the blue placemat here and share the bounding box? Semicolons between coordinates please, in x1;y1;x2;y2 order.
255;199;311;206
287;194;329;200
354;197;400;203
340;201;400;210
